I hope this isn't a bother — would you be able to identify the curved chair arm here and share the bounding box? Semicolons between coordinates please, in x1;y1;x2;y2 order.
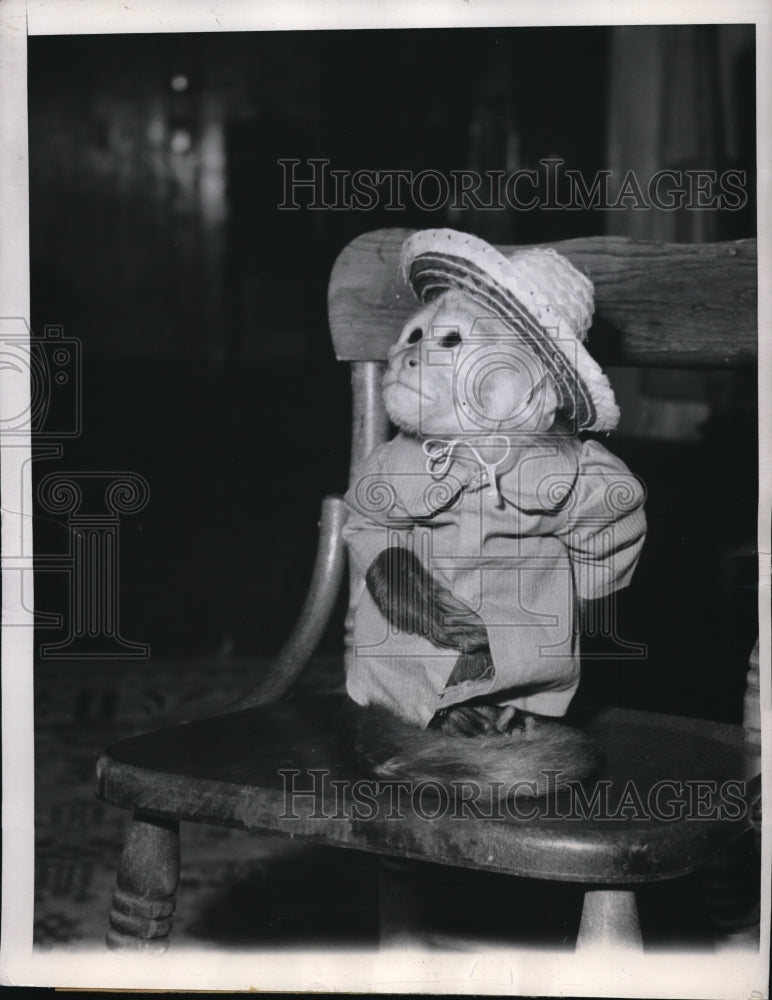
222;495;347;711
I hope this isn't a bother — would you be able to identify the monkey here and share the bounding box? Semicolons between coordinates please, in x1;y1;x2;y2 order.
342;229;647;803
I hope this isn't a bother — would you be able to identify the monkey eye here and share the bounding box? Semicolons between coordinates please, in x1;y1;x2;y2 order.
407;327;423;344
438;329;462;348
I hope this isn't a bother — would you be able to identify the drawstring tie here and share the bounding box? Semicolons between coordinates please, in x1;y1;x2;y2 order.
423;436;512;506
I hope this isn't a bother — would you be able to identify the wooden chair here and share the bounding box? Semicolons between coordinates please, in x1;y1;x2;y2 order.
96;228;760;954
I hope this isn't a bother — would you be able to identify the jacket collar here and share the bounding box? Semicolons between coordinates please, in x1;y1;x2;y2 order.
387;431;581;521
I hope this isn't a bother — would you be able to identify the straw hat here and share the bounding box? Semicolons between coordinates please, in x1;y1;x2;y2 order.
399;228;620;432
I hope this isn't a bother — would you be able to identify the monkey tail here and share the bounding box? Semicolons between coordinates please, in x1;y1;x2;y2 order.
350;703;601;801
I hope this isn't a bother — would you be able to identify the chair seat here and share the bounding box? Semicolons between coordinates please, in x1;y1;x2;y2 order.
96;694;753;886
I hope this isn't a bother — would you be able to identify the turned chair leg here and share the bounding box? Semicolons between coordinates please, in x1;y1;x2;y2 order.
576;888;643;951
107;812;180;953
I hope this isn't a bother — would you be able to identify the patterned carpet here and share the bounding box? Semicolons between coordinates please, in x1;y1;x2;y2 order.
33;657;759;954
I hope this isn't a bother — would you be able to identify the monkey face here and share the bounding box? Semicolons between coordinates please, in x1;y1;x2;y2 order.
383;289;558;437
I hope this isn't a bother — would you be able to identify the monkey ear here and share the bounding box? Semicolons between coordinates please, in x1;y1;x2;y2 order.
482;367;522;423
483;365;559;430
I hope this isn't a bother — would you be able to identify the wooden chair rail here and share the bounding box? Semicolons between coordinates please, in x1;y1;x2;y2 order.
329;230;757;368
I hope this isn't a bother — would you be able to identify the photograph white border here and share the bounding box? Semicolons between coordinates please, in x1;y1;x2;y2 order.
1;0;769;993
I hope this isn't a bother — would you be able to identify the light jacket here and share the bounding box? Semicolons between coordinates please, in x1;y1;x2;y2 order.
343;430;647;727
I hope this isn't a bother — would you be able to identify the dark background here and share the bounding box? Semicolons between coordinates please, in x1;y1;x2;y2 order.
28;26;757;723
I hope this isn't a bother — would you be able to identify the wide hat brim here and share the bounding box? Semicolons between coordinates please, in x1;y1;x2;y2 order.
400;229;620;433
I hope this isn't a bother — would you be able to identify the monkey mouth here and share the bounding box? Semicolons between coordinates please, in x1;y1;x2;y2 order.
383;376;432;401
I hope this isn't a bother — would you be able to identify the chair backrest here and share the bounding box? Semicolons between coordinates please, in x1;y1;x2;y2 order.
327;228;758;758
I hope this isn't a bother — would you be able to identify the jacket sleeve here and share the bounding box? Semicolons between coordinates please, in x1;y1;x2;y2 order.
557;439;647;600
